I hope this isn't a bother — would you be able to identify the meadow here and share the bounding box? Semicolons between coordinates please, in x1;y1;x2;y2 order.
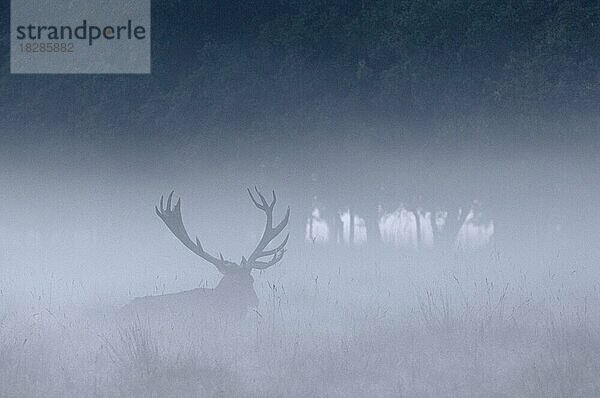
1;246;599;397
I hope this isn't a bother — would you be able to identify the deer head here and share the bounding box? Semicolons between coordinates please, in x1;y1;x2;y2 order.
154;188;290;312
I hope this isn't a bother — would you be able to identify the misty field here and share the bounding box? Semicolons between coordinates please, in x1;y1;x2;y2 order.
1;247;599;398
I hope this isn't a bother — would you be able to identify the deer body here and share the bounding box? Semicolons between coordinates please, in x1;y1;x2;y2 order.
126;188;289;317
126;277;258;317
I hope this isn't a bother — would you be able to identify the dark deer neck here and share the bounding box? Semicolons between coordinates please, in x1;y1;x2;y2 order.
214;273;259;310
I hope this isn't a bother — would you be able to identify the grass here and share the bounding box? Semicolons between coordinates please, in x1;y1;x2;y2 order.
0;247;599;397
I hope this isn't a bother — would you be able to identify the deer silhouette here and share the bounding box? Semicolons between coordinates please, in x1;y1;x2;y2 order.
126;188;290;317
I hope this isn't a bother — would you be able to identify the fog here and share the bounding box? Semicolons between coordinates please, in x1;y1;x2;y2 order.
0;123;599;396
2;0;600;395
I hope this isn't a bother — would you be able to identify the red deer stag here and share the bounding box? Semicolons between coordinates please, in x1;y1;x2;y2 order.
127;188;289;317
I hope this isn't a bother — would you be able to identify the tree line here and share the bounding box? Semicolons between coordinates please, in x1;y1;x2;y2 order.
1;0;597;136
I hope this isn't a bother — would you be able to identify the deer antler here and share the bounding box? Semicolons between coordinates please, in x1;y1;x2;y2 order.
246;187;290;270
155;191;238;275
